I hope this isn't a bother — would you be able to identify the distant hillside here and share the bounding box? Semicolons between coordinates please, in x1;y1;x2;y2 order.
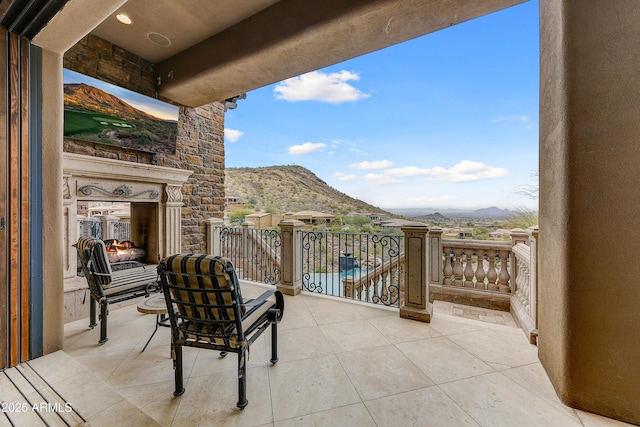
389;206;514;218
225;166;390;215
469;206;514;217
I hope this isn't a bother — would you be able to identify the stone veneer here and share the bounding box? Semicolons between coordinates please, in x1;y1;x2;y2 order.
159;104;226;253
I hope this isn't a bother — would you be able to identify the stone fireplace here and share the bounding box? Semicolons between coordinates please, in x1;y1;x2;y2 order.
62;153;193;321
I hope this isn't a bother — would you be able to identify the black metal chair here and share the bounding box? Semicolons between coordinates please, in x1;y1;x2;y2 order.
158;254;284;409
76;237;158;344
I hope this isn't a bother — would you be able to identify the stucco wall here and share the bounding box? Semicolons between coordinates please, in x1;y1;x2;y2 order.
539;1;640;424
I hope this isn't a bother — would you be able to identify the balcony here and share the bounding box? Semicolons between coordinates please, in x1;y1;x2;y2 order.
0;282;611;425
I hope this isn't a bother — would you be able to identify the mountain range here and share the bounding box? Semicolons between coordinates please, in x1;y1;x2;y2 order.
225;166;516;218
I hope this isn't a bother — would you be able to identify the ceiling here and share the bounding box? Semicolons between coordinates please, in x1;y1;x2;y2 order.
49;0;528;107
90;0;281;64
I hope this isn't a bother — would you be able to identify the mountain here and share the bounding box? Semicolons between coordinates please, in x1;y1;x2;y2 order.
225;166;390;215
388;206;514;218
470;206;514;217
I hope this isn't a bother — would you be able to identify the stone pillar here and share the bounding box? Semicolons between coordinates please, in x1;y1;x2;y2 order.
277;220;303;296
540;1;640;423
400;225;432;323
165;184;184;255
527;226;538;343
206;218;224;255
427;227;443;295
242;221;254;262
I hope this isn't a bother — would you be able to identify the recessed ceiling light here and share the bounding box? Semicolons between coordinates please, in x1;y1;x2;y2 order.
116;14;132;25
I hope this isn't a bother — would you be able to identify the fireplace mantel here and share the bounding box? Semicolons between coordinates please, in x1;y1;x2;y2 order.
63;153;193;186
62;153;194;285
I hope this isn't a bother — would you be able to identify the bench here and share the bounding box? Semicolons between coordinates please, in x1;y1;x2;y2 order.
76;236;159;344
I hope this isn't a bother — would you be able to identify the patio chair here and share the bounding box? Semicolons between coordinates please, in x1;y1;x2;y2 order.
76;237;159;344
158;254;284;409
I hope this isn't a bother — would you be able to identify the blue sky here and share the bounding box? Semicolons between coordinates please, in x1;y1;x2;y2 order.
224;1;539;211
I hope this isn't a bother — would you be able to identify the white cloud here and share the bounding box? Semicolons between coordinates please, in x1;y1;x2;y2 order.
274;70;371;103
224;128;244;142
385;166;430;177
349;148;367;155
425;160;510;183
365;173;402;186
490;114;531;123
332;172;359;181
288;142;326;155
349;160;393;170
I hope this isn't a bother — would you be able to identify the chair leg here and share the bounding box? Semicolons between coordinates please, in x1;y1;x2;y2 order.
270;323;279;364
237;348;248;409
89;298;97;328
173;344;185;396
98;302;108;344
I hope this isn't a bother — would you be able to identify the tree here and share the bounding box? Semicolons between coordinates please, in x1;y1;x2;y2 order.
505;206;538;229
228;208;252;224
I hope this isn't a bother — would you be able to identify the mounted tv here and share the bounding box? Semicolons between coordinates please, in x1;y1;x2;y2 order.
63;69;179;154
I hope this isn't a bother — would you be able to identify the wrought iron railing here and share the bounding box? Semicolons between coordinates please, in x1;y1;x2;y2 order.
300;231;403;307
218;227;281;285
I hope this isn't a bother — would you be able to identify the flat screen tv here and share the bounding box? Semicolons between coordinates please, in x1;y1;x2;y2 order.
63;69;179;154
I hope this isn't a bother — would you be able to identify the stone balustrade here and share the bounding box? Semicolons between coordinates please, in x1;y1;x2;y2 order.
442;239;513;292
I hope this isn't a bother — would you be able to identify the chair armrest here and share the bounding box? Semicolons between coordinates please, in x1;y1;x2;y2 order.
241;290;276;307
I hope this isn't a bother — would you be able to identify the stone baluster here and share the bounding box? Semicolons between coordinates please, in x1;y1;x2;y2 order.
453;248;463;287
475;251;486;290
487;251;498;291
499;250;511;292
443;247;453;286
463;252;474;287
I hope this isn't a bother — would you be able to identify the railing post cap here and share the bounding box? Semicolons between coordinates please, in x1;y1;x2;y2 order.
206;217;225;225
401;224;429;233
242;220;255;228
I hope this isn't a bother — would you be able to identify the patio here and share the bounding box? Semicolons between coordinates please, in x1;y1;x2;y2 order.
5;283;628;426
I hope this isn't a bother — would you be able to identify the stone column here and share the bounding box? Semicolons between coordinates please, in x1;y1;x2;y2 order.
277;220;303;296
527;226;538;344
206;218;224;255
164;184;184;255
427;227;443;300
62;174;77;279
400;225;432;323
540;1;640;423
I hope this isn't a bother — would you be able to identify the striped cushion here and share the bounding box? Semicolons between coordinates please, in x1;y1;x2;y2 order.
162;254;275;348
77;237;113;288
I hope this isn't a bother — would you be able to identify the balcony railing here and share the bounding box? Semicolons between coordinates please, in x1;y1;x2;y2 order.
442;240;513;292
300;231;403;307
206;218;539;341
212;223;281;285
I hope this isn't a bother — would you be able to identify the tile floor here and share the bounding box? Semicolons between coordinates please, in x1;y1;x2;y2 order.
53;283;634;426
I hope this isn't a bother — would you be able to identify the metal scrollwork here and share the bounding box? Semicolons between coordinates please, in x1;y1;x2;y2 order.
78;184;160;199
